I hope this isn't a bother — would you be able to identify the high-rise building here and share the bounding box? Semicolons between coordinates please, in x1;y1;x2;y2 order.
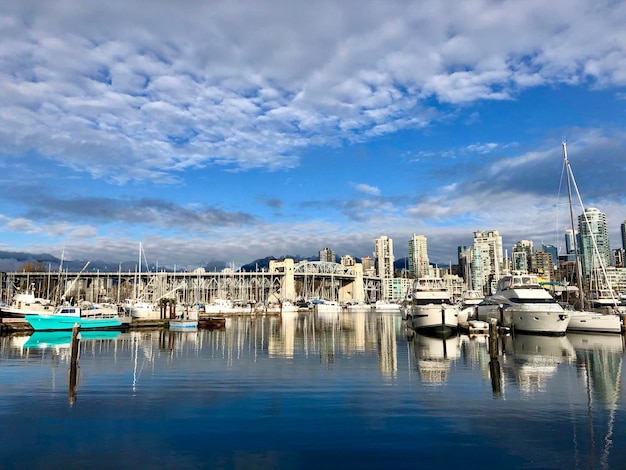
533;249;554;281
512;240;533;273
621;220;626;251
542;244;558;266
361;256;376;275
374;236;394;279
318;247;335;263
340;255;355;267
470;230;504;295
408;234;429;278
578;207;612;284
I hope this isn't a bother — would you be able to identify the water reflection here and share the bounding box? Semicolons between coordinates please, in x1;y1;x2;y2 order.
407;330;461;384
502;334;576;394
1;313;626;469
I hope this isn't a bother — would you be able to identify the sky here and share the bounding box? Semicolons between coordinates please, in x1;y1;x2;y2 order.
1;0;625;270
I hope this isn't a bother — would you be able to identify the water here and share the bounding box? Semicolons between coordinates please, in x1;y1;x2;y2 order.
1;311;625;469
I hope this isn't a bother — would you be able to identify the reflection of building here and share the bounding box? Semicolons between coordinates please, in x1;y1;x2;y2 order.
377;314;398;377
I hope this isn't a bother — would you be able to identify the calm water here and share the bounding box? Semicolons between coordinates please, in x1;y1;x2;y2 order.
1;311;625;469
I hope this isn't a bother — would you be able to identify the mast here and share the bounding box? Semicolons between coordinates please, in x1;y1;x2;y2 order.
563;140;586;310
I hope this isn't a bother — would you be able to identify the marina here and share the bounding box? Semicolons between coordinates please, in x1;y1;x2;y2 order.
1;310;626;469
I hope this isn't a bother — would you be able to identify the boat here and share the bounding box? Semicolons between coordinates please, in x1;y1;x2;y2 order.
203;298;241;314
344;301;371;312
169;306;199;330
25;305;123;331
123;299;160;319
373;300;401;313
0;289;53;317
478;274;570;335
312;299;342;314
566;309;622;334
405;277;459;335
561;141;623;332
169;319;198;331
457;289;484;323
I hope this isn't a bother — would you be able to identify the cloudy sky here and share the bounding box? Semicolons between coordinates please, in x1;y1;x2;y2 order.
1;0;625;269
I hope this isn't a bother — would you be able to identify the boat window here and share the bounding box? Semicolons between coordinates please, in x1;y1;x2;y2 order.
508;298;557;304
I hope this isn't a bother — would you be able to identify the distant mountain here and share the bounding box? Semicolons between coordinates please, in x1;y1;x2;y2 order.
0;250;391;274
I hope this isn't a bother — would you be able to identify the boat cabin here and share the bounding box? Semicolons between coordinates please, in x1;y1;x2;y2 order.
496;275;541;292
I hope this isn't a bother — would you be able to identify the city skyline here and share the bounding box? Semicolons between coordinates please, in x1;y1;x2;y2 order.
1;1;625;269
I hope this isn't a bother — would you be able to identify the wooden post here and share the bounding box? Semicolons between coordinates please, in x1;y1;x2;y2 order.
68;323;80;404
489;318;498;359
488;318;501;395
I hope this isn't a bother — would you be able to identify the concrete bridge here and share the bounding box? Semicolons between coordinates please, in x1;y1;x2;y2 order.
1;259;382;306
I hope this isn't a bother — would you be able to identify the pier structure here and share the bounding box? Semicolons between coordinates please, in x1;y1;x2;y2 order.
1;259;382;307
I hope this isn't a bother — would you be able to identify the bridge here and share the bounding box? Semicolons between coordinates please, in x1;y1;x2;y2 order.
1;259;382;306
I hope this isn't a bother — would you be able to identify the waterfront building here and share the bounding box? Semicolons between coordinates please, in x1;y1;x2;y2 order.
408;234;429;278
542;244;558;265
374;236;394;279
361;256;376;276
319;247;336;263
512;240;533;273
605;266;626;293
564;229;578;262
382;277;412;302
533;249;554;282
578;207;612;285
341;255;355;267
470;230;504;295
374;236;394;298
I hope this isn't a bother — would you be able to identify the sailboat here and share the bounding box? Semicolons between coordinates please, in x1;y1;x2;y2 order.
561;141;622;334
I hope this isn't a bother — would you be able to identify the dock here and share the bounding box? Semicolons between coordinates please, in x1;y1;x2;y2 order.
1;316;227;334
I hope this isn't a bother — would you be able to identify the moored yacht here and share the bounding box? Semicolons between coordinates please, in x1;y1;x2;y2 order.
373;300;401;313
405;277;459;335
478;274;570;335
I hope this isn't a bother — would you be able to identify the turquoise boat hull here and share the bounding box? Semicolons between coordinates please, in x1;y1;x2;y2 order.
24;330;121;348
26;314;122;331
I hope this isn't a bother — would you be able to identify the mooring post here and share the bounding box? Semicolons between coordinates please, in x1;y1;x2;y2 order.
69;323;81;404
489;318;498;359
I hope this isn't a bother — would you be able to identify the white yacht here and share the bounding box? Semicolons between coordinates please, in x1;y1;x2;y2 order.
566;309;622;334
312;299;342;314
123;299;160;320
405;277;459;335
457;289;484;323
373;300;401;313
478;274;570;335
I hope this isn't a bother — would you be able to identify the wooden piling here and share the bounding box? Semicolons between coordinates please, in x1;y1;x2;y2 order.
68;323;80;404
489;318;498;359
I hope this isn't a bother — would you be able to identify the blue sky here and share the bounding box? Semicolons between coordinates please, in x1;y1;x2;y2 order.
1;0;625;269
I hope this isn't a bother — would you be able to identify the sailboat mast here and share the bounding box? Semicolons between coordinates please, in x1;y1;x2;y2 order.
563;141;586;310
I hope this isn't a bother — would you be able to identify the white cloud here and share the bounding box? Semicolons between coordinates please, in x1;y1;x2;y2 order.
354;183;381;196
0;1;625;182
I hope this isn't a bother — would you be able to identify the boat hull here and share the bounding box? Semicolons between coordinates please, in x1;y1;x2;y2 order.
567;311;622;334
169;320;198;331
26;314;122;331
407;304;459;334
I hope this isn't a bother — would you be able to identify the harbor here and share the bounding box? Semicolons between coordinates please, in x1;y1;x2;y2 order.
2;310;626;469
